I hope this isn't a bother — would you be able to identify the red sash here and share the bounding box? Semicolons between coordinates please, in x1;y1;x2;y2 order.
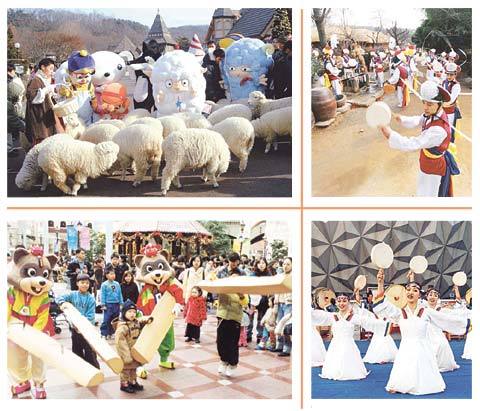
396;65;408;88
442;80;458;114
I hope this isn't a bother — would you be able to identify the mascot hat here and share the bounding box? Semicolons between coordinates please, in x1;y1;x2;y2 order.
68;50;95;74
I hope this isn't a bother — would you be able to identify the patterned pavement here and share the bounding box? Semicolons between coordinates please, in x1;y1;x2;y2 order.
9;309;291;399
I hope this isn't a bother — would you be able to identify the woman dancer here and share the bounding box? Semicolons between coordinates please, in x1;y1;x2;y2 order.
312;292;371;380
453;285;472;360
373;269;467;395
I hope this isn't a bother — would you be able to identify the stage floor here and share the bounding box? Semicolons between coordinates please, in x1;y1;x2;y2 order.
312;339;471;399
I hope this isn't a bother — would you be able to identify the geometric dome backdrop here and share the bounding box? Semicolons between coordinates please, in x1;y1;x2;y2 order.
311;221;472;299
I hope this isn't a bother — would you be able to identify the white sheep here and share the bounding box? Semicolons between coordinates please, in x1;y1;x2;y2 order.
207;104;252;126
123;108;152;126
130;117;164;135
251;106;292;153
113;123;163;187
94;119;125;130
79;123;119;144
156;115;187;137
172;112;212;129
15;134;73;191
248;91;292;119
161;129;230;196
63;113;86;139
212;117;255;172
38;139;119;196
206;98;249;113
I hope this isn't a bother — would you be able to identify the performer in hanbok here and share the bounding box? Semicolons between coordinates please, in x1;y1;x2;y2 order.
311;325;326;367
387;55;409;107
442;62;462;142
312;293;370;380
354;289;397;364
373;269;467;395
424;287;460;372
378;80;459;197
372;52;385;88
323;46;342;96
453;285;472;360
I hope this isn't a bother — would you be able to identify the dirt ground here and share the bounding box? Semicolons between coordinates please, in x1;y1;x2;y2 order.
311;82;472;197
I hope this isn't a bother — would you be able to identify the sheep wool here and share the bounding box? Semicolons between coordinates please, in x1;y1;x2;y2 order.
212;117;255;172
161;129;230;195
251;106;292;153
15;134;73;191
63;113;86;139
156;115;187;137
123;108;152;126
113;124;163;187
79;123;120;144
151;50;206;116
172;112;212;129
248;91;292;118
94;119;125;130
222;38;273;101
38;139;119;196
207;104;252;126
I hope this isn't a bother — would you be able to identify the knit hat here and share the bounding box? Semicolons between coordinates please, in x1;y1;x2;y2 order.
188;34;205;58
68;50;95;74
121;299;137;320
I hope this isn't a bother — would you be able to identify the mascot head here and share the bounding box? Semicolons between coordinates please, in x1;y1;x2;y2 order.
91;51;127;87
134;244;174;287
8;247;58;296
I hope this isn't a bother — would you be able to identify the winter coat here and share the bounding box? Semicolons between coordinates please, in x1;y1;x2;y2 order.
184;295;207;326
115;318;150;369
121;282;139;306
202;54;226;102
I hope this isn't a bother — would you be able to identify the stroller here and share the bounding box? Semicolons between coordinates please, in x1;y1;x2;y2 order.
48;290;69;334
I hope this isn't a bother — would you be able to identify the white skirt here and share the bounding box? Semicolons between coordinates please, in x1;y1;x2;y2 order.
431;334;459;372
462;332;472;360
363;335;397;364
312;326;326;367
320;337;368;381
386;337;445;395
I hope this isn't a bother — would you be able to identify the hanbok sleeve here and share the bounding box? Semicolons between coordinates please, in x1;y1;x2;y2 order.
356;307;382;332
312;309;333;327
388;68;400;85
389;125;447;152
372;295;401;323
398;115;423;129
426;307;468;335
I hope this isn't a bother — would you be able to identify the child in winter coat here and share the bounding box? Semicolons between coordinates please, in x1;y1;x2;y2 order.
184;286;207;343
256;297;277;350
114;299;153;393
100;268;123;338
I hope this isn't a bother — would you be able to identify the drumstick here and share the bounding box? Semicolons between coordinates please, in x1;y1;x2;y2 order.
399;78;472;143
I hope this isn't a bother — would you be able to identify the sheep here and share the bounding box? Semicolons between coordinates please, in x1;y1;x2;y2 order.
206;98;249;113
113;124;163;187
207;104;252;126
130;117;164;135
63;113;86;139
38;139;119;196
172;112;212;129
251;106;292;153
212;117;255;172
248;91;292;118
79;123;119;144
94;119;126;130
123;108;152;126
15;134;73;191
156;115;187;137
161;129;230;196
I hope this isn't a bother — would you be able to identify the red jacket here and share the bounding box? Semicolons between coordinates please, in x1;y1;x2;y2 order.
184;296;207;326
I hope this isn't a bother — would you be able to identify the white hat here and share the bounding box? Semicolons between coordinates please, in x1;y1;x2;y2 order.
448;50;457;58
430;48;436;53
432;60;444;72
343;48;350;54
348;58;357;68
420;80;451;103
445;62;458;74
441;51;447;57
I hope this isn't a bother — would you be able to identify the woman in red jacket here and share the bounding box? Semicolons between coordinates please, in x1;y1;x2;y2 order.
184;286;207;343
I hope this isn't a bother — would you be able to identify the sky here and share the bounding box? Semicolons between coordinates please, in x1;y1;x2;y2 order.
326;8;426;30
73;8;216;27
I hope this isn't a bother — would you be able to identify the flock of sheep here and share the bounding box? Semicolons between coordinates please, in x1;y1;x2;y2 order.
15;92;292;196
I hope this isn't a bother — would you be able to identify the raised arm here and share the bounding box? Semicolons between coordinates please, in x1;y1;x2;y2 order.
311;308;333;327
372;269;401;322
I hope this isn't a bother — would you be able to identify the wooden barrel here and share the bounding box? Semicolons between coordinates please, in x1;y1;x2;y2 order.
312;87;337;122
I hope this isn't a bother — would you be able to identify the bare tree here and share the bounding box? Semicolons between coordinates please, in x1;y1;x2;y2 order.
312;8;331;46
386;21;410;47
340;8;353;44
367;9;384;46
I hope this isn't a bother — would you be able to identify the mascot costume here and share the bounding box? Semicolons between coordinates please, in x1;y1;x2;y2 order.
222;38;273;101
7;247;57;399
151;50;206;116
135;244;184;370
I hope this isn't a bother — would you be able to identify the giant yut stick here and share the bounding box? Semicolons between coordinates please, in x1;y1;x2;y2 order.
62;302;123;373
8;321;104;387
198;274;292;295
131;291;176;364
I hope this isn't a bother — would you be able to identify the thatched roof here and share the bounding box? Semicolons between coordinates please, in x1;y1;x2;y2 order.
312;25;389;44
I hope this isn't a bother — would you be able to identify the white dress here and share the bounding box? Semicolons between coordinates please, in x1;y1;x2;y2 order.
374;298;467;395
312;309;369;380
312;325;326;367
362;313;398;364
389;111;450;197
456;302;472;360
426;306;460;372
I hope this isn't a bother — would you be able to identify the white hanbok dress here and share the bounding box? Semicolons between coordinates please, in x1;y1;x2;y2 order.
312;309;369;380
389;111;449;197
456;301;472;360
312;325;326;367
374;297;467;395
425;305;460;372
362;312;398;364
